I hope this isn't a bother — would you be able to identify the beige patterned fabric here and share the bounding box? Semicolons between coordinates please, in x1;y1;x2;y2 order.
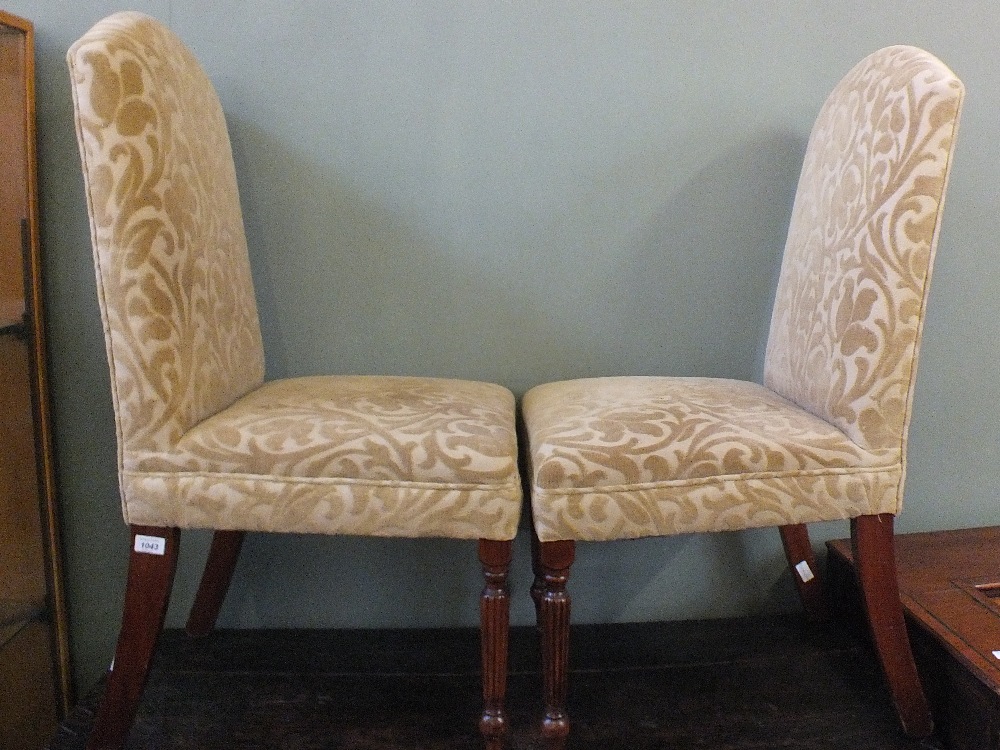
525;46;963;543
764;46;964;454
525;377;900;542
68;12;521;540
69;13;265;458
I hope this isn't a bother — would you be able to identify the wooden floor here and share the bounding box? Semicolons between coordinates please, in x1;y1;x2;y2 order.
48;615;944;750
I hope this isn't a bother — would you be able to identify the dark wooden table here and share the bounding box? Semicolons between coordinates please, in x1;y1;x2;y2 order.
828;525;1000;750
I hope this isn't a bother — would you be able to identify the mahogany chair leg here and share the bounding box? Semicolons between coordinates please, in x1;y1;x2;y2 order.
479;538;513;750
530;524;544;617
852;514;933;738
537;539;575;750
779;523;830;622
185;530;245;637
87;525;180;750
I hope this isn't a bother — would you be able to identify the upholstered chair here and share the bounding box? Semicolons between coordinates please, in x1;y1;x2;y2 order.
523;46;963;747
67;13;521;750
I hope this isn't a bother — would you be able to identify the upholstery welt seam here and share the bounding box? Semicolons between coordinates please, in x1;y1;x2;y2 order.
123;469;520;493
536;464;902;495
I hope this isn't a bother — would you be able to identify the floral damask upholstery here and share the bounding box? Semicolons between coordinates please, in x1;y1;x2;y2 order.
68;12;521;541
525;376;899;541
525;45;963;543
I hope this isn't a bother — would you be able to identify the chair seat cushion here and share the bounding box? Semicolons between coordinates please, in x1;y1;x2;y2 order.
120;376;522;539
523;376;903;542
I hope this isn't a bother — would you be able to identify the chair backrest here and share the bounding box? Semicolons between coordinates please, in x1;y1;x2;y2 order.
763;46;963;457
68;12;265;463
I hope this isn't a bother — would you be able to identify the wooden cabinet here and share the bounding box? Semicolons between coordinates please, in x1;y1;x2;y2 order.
0;10;72;748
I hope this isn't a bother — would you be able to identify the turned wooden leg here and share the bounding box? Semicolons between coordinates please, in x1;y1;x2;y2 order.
779;523;830;622
87;525;180;750
852;514;933;738
537;539;575;750
479;538;513;750
185;530;245;637
530;525;544;617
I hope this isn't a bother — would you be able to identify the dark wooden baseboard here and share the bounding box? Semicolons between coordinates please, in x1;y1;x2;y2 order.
827;526;1000;750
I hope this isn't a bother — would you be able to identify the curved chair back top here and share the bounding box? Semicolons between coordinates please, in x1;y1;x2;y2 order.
68;12;265;464
764;46;963;457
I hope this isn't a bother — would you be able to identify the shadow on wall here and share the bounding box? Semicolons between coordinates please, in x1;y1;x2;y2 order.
495;130;807;389
230;119;805;393
613;131;806;382
228;116;543;389
576;528;806;625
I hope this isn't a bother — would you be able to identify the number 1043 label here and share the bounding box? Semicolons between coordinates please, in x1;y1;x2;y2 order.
134;535;167;555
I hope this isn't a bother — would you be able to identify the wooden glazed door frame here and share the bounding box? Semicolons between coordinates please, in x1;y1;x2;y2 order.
0;8;73;715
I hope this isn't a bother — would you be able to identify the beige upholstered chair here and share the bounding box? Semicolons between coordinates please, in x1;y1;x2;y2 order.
67;12;521;750
523;46;963;747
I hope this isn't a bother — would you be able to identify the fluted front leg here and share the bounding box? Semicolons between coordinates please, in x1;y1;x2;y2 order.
537;539;575;750
479;538;513;749
530;525;544;616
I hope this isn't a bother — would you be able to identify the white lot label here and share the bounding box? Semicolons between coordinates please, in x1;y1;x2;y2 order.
795;560;815;583
134;535;167;555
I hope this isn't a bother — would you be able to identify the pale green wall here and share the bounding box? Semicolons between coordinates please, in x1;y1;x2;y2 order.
8;1;999;693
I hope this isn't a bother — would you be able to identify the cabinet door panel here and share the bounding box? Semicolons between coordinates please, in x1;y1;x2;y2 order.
0;336;46;609
0;23;26;325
